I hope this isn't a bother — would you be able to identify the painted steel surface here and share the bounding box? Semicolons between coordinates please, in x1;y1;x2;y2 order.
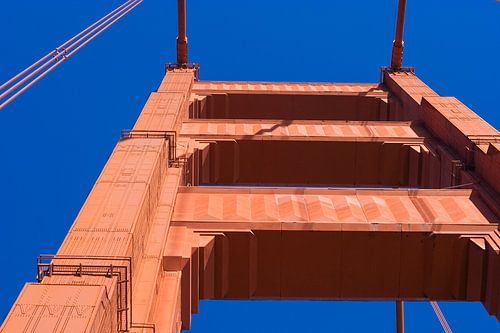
181;119;421;142
172;188;491;226
193;81;387;97
1;67;499;332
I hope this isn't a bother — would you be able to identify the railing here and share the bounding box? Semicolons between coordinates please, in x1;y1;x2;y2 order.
165;62;200;80
380;65;415;82
37;255;132;332
121;129;177;165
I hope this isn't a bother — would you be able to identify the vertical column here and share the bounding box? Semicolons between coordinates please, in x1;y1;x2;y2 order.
391;0;407;70
177;0;188;65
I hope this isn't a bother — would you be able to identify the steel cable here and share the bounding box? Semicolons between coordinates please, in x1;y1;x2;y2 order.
0;0;143;110
0;0;140;102
430;301;453;333
0;0;136;91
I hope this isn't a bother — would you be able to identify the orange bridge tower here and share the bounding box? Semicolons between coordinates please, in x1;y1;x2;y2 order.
1;0;499;332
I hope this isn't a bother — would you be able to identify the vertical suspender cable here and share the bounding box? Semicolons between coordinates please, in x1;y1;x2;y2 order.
0;0;143;110
396;300;405;333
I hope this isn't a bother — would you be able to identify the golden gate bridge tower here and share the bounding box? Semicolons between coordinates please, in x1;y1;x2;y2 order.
1;0;499;332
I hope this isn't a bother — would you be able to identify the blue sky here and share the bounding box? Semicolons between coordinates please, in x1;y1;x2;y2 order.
0;0;499;332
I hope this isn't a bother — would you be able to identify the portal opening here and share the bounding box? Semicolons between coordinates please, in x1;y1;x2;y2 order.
189;93;389;121
188;140;422;188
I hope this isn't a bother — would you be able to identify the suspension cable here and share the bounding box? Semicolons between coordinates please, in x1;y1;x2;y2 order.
0;0;143;110
430;301;453;333
0;0;140;101
0;0;135;91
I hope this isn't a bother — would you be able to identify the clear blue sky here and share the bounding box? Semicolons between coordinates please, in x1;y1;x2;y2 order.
0;0;499;332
